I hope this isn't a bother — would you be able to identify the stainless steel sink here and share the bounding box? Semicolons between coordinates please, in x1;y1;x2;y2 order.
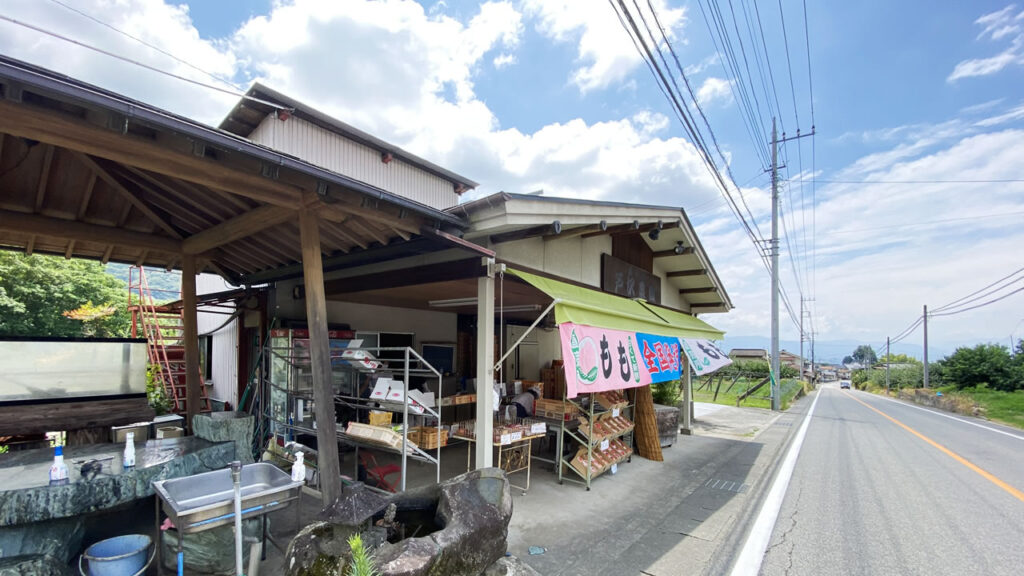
153;462;302;533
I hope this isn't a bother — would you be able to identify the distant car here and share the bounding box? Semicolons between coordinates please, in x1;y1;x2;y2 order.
840;380;851;390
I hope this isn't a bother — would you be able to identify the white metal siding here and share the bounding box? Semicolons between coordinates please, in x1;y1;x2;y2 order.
196;275;240;407
249;115;458;210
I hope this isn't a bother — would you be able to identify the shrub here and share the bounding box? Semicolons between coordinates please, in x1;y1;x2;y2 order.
652;379;681;406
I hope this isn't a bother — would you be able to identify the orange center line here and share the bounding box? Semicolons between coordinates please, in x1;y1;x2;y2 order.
843;391;1024;503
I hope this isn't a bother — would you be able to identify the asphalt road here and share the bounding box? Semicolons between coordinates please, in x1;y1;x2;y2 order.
758;384;1024;576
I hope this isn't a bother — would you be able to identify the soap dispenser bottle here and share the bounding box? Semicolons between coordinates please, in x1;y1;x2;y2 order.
123;432;136;469
49;445;69;484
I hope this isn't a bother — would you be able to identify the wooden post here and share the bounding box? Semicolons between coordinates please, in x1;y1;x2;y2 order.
474;258;495;469
680;354;692;435
299;207;342;505
182;255;201;433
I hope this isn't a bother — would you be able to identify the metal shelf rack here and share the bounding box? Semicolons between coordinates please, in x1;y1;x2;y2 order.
259;341;444;492
557;390;635;490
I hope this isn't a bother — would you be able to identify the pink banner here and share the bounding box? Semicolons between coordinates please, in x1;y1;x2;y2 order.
559;323;654;398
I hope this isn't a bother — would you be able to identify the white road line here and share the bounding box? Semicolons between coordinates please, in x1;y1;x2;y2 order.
730;389;822;576
869;391;1024;441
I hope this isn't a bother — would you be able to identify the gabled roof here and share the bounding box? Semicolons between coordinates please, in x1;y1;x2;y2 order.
219;83;478;192
450;192;733;313
0;55;471;283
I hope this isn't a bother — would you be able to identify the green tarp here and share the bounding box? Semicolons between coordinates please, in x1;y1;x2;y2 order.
508;268;724;340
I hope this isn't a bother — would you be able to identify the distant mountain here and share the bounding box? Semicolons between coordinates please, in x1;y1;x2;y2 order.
106;264;182;299
720;335;933;364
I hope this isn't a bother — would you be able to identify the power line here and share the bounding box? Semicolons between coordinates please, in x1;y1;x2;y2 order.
931;266;1024;314
794;178;1024;184
931;286;1024;317
46;0;244;92
0;14;285;110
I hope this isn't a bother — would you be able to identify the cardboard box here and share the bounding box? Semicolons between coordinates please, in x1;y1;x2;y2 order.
369;377;392;401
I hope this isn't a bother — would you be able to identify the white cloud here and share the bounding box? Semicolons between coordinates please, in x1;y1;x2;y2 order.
522;0;686;93
948;4;1024;82
697;122;1024;349
696;77;732;107
493;53;517;69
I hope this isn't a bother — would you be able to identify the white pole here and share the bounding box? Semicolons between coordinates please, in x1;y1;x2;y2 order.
770;117;781;411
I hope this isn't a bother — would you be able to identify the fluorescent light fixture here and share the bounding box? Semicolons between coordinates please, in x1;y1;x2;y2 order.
428;297;478;308
498;305;542;313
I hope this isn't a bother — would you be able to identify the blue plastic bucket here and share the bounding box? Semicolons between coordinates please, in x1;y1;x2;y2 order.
80;534;152;576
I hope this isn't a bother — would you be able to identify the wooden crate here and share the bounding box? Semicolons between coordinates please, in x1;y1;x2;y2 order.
345;422;418;452
409;426;448;449
535;398;579;421
540;367;566;400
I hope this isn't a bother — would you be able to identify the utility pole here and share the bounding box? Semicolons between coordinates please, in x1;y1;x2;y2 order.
768;121;814;410
885;336;891;395
922;305;929;389
770;118;781;411
799;298;805;383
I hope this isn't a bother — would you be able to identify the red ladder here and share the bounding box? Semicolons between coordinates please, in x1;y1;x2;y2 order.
128;266;211;414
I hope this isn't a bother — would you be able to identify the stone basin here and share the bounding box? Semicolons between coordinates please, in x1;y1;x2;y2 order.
285;468;513;576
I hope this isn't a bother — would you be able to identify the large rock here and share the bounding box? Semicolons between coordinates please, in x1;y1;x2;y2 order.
160;518;262;575
285;468;513;576
0;555;69;576
192;412;255;464
284;521;358;576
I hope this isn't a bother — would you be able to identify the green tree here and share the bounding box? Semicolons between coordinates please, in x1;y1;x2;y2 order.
842;355;854;365
0;253;130;337
851;345;878;366
880;353;920;365
938;344;1020;392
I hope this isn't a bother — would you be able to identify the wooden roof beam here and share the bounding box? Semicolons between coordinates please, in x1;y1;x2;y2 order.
548;221;606;240
182;204;296;254
76;173;97;218
347;218;390;246
321;198;421;236
490;221;561;245
34;145;54;212
0;99;302;208
667;268;707;278
74;152;182;239
653;244;694;258
582;220;639;239
678;287;718;294
0;208;182;253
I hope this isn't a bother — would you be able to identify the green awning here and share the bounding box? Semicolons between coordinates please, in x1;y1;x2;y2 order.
508;268;724;340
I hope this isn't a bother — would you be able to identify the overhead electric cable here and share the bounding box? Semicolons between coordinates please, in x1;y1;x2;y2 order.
0;14;287;110
46;0;244;92
930;286;1024;317
931;266;1024;313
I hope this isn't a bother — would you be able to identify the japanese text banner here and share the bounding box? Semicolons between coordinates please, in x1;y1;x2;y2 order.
559;323;654;398
680;338;733;375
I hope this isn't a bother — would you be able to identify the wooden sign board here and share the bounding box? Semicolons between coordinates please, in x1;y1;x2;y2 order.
601;253;662;304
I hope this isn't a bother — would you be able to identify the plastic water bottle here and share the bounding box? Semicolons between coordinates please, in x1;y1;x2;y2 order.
123;432;136;469
291;451;306;483
49;445;69;484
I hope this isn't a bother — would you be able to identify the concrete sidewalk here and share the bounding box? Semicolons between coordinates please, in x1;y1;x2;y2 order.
508;399;802;575
250;398;803;576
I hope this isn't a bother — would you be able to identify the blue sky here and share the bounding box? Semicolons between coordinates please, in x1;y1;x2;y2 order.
1;0;1022;359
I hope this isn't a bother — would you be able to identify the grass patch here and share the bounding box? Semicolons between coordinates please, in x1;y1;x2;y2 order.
875;385;1024;430
693;377;803;410
954;387;1024;429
